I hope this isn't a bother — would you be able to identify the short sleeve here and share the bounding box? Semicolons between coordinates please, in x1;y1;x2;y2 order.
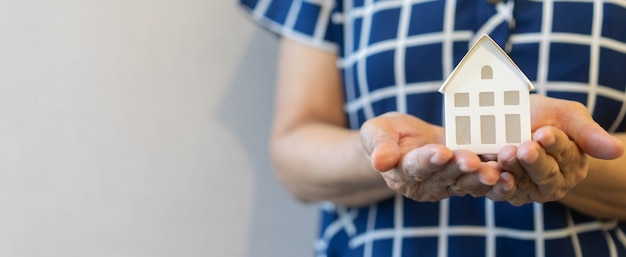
239;0;342;52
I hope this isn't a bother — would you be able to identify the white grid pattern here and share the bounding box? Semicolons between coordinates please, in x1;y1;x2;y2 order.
246;0;338;52
363;203;377;257
442;0;457;77
393;0;414;113
486;199;495;257
315;204;626;256
338;1;626;136
326;205;623;256
356;0;375;119
534;202;545;257
241;0;626;256
587;0;604;113
565;209;584;257
348;219;622;248
471;1;515;46
437;199;450;257
392;194;403;257
334;0;626;255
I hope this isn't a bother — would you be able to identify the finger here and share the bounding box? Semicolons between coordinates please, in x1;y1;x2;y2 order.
420;164;490;201
480;154;498;162
401;144;454;180
564;113;623;160
498;145;546;205
370;136;401;172
486;171;516;201
533;96;624;159
498;145;535;194
516;141;563;191
452;150;482;172
498;145;524;177
533;126;575;161
475;160;501;185
534;126;588;186
534;126;588;170
451;173;490;197
453;161;501;197
430;150;486;189
431;150;483;185
360;118;401;172
407;149;482;199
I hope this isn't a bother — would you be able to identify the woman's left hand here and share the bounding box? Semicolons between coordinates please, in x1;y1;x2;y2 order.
486;95;623;205
490;126;587;205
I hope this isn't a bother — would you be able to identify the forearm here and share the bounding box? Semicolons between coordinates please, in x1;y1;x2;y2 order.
559;133;626;221
271;122;393;207
270;38;394;206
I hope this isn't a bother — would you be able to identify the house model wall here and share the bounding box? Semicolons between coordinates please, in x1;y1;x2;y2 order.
439;34;534;154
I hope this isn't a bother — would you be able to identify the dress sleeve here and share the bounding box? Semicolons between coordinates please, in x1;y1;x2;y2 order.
239;0;342;52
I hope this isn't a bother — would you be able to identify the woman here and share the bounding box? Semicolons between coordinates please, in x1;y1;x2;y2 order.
241;0;626;256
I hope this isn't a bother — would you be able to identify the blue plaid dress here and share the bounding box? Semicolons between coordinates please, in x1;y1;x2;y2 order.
240;0;626;256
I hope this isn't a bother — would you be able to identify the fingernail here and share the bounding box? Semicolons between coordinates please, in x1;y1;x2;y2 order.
506;157;516;166
430;152;447;165
504;180;514;191
518;144;539;163
501;173;514;191
525;149;539;163
479;175;497;186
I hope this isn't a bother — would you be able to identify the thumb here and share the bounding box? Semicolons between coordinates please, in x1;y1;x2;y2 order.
568;120;623;160
369;138;401;172
557;102;624;160
360;119;401;172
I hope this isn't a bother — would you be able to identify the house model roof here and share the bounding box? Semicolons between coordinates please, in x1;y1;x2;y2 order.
438;34;535;93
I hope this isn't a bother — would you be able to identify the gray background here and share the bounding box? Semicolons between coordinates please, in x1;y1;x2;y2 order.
0;1;317;256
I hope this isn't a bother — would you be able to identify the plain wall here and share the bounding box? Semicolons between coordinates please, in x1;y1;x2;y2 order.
0;1;317;256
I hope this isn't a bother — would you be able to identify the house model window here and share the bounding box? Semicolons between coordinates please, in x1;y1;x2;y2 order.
439;34;534;154
481;65;493;79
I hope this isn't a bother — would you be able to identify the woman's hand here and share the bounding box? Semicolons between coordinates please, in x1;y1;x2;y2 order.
360;112;512;202
493;126;588;205
488;95;623;206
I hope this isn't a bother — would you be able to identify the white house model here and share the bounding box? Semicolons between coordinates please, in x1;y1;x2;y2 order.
439;34;534;154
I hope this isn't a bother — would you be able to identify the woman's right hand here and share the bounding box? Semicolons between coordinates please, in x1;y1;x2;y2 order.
360;112;514;202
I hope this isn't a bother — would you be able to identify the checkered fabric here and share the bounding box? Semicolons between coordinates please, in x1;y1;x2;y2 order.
239;0;626;256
